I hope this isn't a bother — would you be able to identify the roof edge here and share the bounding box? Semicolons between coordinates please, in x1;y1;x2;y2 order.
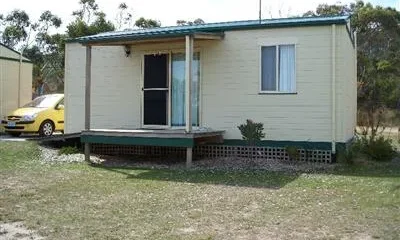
68;15;350;44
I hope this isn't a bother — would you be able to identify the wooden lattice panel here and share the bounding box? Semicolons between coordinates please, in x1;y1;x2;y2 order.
91;144;186;158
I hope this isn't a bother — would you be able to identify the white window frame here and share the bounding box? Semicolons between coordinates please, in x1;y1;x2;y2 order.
259;43;297;94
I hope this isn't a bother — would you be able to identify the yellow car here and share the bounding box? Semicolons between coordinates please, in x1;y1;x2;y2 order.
1;94;64;137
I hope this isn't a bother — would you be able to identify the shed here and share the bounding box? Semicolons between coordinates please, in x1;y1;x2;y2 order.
0;43;33;128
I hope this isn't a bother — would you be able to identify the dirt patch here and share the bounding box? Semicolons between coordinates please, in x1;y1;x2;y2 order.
0;222;43;240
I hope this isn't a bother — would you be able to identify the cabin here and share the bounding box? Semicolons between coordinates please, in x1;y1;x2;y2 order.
0;43;33;131
64;16;357;165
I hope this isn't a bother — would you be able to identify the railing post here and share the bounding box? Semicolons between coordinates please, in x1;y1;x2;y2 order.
84;45;92;162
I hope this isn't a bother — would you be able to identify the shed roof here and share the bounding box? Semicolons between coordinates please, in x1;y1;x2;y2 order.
0;43;32;63
72;15;350;45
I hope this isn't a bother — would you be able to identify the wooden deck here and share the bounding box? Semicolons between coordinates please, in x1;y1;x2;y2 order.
81;128;225;147
81;128;225;167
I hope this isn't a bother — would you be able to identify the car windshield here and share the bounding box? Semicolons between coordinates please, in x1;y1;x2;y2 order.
23;95;61;108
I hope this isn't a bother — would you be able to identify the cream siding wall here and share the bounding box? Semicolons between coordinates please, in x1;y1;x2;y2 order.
201;26;334;141
65;24;356;143
336;25;357;142
65;43;141;133
0;59;32;126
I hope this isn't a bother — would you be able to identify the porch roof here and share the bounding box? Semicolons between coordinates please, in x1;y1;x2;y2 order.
71;15;349;45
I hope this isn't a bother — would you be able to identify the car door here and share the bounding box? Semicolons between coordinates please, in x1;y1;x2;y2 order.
54;98;64;131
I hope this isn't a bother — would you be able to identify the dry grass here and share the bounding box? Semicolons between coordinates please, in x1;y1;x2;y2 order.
0;142;399;240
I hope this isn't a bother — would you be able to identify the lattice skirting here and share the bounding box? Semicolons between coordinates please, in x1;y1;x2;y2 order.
91;144;332;163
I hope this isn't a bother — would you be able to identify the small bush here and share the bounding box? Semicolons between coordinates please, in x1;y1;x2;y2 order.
237;119;265;145
58;146;80;155
286;146;300;160
337;144;357;165
362;136;397;162
338;134;397;164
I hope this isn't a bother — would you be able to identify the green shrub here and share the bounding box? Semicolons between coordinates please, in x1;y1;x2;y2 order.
237;119;265;145
286;146;300;160
337;144;357;165
338;134;397;164
58;146;80;155
362;136;397;162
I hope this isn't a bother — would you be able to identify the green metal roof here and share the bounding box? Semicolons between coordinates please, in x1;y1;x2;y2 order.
73;15;350;45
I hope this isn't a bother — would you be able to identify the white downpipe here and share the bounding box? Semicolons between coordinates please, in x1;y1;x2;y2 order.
331;24;336;154
354;31;358;130
18;52;22;107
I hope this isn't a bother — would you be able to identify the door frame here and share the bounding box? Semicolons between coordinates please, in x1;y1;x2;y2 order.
141;52;170;129
140;49;202;129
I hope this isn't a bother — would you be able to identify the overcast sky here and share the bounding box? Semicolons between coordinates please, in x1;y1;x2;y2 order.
1;0;399;32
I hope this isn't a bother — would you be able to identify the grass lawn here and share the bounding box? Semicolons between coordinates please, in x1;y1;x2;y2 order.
1;142;399;239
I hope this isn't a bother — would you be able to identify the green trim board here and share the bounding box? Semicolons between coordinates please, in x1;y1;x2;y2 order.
70;15;350;44
220;139;338;150
81;135;195;147
345;24;355;48
81;134;350;150
0;56;33;64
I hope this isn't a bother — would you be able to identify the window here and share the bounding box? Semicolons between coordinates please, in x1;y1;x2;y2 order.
171;52;200;127
261;44;295;93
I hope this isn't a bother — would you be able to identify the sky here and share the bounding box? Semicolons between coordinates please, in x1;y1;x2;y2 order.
1;0;399;32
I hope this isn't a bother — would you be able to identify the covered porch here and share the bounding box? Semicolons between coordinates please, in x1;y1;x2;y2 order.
80;32;225;167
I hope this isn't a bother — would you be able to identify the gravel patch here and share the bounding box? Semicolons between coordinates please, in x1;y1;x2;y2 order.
39;145;103;164
0;222;43;240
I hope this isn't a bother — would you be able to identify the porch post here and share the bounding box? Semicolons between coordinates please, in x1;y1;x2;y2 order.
185;35;193;168
84;46;92;162
186;147;193;168
185;35;193;133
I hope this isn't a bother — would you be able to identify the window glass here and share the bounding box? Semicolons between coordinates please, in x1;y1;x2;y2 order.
171;52;200;126
279;45;295;92
261;46;276;91
261;44;295;92
23;95;61;108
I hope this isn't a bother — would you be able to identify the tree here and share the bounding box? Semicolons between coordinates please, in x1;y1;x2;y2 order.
67;0;115;38
1;10;61;49
1;10;31;48
304;1;400;139
116;2;133;30
135;17;161;28
176;18;205;26
23;45;44;77
72;0;99;23
303;3;353;17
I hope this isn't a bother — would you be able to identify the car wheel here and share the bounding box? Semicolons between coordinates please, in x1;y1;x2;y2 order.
8;132;22;137
39;120;54;137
